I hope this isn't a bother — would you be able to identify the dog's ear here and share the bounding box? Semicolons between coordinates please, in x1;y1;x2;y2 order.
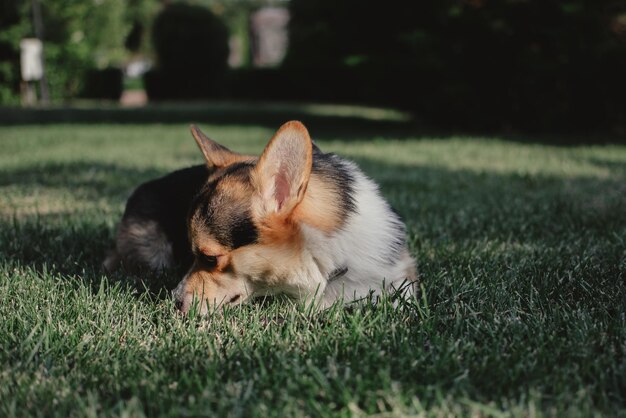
254;121;313;216
190;125;245;169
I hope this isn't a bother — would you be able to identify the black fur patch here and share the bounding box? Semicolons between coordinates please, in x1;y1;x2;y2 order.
219;161;255;180
328;266;348;281
311;149;356;220
122;164;212;272
229;215;258;248
190;162;259;250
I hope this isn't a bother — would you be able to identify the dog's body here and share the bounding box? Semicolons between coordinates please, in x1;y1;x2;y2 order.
103;165;211;273
106;121;417;312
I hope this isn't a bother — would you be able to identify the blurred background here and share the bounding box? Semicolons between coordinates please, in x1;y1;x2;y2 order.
1;0;625;135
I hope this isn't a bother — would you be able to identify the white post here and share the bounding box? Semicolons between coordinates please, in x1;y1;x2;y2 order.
20;38;43;106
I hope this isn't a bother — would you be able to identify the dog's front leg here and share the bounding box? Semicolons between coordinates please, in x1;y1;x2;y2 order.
282;265;328;310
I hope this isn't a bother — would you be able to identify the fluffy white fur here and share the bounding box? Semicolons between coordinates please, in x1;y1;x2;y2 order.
290;162;414;307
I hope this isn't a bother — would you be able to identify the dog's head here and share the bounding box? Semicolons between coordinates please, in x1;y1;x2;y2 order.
173;121;315;314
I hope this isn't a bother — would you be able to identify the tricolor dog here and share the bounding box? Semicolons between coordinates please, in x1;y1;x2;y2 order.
105;121;417;313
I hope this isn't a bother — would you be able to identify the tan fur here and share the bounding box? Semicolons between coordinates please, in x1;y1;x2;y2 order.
255;121;313;177
175;264;252;313
235;245;301;286
252;121;313;217
191;125;254;168
187;221;227;255
292;174;346;233
188;177;254;256
179;210;315;308
256;212;301;246
217;175;254;200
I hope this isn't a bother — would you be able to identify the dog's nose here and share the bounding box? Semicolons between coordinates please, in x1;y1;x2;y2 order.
174;298;183;311
172;291;192;314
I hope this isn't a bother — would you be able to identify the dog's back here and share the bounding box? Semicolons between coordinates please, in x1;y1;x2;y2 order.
103;165;211;273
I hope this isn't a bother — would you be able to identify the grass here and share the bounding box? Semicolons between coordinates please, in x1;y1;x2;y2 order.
1;109;625;417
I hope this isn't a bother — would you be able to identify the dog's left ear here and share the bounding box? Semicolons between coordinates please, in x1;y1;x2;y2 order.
190;125;246;168
254;121;313;216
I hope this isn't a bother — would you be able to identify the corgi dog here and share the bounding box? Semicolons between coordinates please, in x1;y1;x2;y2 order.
106;121;417;313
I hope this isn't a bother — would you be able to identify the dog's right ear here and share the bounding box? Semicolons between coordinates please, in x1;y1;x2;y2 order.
190;125;245;169
253;121;313;217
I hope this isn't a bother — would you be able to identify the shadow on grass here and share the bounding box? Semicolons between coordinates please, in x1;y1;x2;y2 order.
0;102;426;142
583;157;626;176
0;161;166;202
2;102;624;144
0;213;184;297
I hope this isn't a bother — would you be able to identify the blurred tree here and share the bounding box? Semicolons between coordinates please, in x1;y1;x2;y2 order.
194;0;288;68
144;2;229;99
0;0;30;104
124;21;144;53
0;0;157;103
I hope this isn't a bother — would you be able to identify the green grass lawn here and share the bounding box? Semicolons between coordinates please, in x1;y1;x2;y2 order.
1;111;625;416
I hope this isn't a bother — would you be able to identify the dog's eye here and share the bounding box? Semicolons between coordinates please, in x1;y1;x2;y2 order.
198;253;218;269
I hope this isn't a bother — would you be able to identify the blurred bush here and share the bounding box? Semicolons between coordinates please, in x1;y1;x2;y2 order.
227;67;367;102
144;3;229;100
274;0;626;133
0;0;28;104
81;67;123;100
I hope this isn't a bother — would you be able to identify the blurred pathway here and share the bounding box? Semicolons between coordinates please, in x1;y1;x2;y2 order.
120;90;147;107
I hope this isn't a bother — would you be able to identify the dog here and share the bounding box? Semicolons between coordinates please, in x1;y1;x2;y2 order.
105;121;417;313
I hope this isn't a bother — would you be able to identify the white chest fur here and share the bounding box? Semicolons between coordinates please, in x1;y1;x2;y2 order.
300;165;414;306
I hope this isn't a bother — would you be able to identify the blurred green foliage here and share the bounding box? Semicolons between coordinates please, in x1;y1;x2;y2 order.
0;0;29;104
0;0;158;103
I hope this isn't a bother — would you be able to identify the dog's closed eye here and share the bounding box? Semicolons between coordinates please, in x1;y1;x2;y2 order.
198;253;218;269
